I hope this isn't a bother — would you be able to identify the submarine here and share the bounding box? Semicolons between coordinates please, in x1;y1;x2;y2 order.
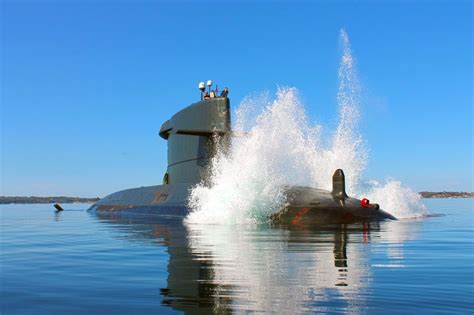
89;81;396;224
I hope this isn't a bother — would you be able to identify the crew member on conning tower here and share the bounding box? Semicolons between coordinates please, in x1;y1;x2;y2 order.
220;87;229;98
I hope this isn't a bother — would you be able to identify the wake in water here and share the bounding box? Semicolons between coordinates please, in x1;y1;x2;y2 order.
186;29;426;224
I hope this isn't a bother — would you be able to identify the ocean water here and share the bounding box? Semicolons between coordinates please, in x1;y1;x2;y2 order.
0;199;473;314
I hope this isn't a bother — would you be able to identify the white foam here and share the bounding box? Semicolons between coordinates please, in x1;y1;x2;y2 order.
362;179;427;219
185;29;426;224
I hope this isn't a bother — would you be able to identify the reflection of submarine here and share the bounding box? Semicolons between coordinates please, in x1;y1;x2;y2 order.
89;81;396;224
93;211;380;313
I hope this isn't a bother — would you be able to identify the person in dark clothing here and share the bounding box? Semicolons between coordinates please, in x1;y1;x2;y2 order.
220;87;229;98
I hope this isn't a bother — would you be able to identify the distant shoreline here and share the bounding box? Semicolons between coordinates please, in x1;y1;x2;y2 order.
0;196;100;204
418;192;474;199
1;192;473;204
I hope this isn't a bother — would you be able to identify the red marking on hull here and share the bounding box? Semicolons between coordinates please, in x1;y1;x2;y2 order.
292;207;310;225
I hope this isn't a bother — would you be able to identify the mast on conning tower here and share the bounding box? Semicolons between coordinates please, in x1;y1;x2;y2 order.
198;80;229;101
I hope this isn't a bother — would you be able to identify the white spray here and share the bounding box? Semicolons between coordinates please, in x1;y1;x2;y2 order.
186;29;426;224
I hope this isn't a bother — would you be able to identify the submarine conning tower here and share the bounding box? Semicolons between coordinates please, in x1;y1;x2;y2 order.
159;81;231;185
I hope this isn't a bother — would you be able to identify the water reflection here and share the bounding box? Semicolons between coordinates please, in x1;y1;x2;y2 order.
185;223;373;313
92;212;421;313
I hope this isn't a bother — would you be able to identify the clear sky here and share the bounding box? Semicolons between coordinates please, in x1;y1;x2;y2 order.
1;0;472;197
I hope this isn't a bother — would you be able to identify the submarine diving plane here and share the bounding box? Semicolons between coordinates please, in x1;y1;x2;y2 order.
89;81;396;224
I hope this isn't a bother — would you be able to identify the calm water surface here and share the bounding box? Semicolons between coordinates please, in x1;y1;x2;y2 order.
1;199;473;314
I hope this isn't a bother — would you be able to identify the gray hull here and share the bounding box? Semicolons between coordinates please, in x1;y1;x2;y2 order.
89;182;395;225
89;184;190;216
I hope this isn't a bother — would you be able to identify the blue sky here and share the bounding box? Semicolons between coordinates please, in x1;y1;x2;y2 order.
1;0;472;197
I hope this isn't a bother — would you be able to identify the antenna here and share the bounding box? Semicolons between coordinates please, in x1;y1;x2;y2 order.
207;80;212;93
198;82;205;100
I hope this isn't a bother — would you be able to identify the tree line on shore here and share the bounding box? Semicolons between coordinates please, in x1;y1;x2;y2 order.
0;196;100;204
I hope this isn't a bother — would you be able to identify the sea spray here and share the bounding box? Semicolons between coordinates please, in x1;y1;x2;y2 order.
186;29;426;224
332;29;365;194
187;88;320;224
364;180;427;219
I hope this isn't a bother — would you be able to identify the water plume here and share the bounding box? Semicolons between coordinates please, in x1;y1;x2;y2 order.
186;29;426;224
187;88;317;224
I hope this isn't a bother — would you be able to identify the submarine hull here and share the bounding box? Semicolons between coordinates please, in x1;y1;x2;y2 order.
88;183;189;215
89;184;396;225
272;186;396;225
